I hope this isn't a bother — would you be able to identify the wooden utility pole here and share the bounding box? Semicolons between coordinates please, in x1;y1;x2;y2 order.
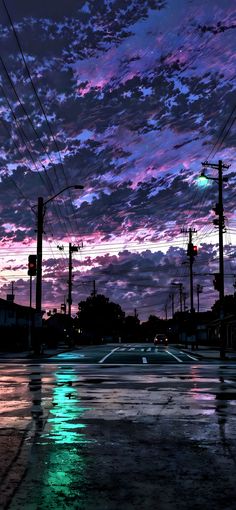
201;160;230;358
68;243;79;317
197;284;203;313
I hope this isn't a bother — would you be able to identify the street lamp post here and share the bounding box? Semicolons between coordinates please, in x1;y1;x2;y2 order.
35;185;84;316
200;160;229;359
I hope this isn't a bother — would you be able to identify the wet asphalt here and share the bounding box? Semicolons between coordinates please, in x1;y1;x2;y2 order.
0;344;236;509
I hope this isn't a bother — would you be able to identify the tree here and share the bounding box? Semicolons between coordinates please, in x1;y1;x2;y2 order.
77;294;125;343
122;314;140;342
140;314;165;341
212;294;236;318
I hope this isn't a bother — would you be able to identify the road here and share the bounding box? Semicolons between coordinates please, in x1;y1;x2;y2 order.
0;344;236;509
0;343;203;365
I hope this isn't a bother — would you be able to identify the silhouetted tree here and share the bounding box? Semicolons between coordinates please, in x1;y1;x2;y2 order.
140;314;165;341
122;314;140;342
212;295;236;318
77;294;125;343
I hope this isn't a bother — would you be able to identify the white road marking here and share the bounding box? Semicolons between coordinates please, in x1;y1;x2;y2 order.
99;347;120;363
179;351;198;361
129;348;135;351
147;348;151;352
166;350;183;363
142;357;148;364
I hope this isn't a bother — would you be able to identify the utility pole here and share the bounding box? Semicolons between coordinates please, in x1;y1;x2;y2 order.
182;227;197;314
68;243;80;318
201;160;230;358
164;304;168;321
172;282;183;312
92;279;97;298
169;293;175;318
196;284;203;313
183;292;187;311
11;282;15;301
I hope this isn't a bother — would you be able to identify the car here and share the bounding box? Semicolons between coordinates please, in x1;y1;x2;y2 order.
154;333;168;346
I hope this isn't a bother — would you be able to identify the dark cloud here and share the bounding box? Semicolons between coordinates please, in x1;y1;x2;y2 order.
0;0;235;318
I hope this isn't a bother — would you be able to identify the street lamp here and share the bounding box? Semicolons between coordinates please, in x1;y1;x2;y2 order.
200;160;229;359
35;185;84;317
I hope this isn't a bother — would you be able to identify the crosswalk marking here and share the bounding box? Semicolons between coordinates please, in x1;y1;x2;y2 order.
166;350;183;363
99;347;120;363
179;350;198;361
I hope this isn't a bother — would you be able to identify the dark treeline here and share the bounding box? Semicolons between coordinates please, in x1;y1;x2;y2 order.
1;293;236;351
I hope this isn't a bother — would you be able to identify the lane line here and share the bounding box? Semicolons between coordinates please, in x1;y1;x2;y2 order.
166;350;183;363
98;347;120;363
142;357;148;364
179;350;198;361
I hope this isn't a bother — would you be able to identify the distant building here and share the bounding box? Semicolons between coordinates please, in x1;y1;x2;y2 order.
0;298;38;328
0;298;41;351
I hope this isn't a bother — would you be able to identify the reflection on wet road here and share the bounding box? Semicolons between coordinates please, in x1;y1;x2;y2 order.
0;363;236;509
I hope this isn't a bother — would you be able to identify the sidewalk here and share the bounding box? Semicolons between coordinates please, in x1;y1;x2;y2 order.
180;345;236;361
0;344;71;359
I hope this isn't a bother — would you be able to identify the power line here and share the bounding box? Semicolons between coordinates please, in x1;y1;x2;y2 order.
206;103;236;160
1;0;82;237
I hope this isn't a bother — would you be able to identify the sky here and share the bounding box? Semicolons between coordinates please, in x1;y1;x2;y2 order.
0;0;235;320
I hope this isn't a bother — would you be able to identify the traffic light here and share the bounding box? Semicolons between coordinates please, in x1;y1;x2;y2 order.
187;243;198;257
28;255;37;276
213;273;221;291
212;203;221;215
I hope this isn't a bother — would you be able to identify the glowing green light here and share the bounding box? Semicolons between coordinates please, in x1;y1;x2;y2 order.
198;173;209;187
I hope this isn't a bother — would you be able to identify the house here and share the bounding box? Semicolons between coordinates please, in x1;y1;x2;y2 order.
0;297;39;327
0;298;40;351
207;315;236;349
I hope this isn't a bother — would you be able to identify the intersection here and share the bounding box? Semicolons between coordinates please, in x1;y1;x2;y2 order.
0;345;236;509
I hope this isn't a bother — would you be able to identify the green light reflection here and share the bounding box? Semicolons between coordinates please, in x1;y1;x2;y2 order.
41;369;91;445
37;366;93;507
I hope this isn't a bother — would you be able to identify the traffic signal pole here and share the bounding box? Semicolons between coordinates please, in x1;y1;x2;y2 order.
36;197;44;314
196;284;203;313
188;228;197;314
28;275;32;350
